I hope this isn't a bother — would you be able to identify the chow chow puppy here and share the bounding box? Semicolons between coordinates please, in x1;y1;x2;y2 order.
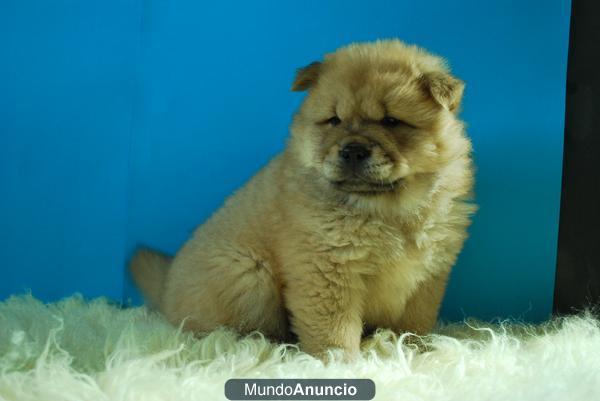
131;39;475;359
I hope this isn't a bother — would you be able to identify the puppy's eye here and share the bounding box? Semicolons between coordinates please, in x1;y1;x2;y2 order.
326;116;341;126
381;116;401;127
381;116;414;128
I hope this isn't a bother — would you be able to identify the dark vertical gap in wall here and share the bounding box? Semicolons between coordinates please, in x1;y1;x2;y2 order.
554;0;600;314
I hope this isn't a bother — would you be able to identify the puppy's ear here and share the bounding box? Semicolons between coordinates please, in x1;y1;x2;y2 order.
420;71;465;112
291;61;322;91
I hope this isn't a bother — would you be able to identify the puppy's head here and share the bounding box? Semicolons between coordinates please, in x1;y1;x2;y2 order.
289;40;471;209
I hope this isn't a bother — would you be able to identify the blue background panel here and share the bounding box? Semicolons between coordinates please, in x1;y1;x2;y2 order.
1;0;571;322
0;0;141;300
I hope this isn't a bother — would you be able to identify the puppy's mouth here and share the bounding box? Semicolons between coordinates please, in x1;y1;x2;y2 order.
331;177;402;194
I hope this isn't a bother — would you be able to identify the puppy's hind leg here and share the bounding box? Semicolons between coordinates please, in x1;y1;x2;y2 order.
130;248;172;310
162;247;289;341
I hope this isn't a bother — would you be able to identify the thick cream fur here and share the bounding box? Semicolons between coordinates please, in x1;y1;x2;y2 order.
131;39;476;358
3;295;600;401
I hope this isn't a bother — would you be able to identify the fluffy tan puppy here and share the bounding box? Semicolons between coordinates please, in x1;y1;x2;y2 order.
131;39;475;358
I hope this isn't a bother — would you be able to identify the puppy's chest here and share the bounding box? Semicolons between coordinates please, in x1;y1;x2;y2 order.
317;215;434;275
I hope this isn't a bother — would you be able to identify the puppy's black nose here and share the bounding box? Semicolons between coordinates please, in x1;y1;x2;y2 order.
339;143;371;164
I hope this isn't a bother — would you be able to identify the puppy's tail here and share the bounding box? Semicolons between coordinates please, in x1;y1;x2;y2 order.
129;248;172;310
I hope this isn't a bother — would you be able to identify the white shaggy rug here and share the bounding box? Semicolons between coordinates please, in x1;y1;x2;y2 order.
1;295;600;401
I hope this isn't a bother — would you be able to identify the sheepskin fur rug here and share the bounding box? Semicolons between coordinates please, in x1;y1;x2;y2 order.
1;295;600;401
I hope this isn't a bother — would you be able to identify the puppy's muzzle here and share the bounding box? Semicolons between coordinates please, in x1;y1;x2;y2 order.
339;142;371;170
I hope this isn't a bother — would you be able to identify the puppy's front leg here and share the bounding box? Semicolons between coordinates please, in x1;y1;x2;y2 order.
394;269;450;335
285;264;364;359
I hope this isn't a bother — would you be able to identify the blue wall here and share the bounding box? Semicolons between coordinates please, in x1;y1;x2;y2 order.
0;0;141;301
1;0;570;322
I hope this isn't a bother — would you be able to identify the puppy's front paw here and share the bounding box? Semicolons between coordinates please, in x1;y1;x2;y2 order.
301;340;360;363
